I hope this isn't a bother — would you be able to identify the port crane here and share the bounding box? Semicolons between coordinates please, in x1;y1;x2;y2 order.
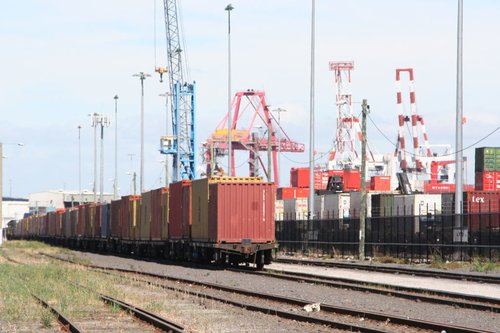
202;90;305;186
157;0;196;182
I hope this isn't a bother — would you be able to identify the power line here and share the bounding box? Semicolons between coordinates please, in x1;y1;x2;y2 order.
368;113;500;157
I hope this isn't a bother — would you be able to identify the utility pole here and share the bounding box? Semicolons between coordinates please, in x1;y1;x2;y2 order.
267;114;272;183
78;125;82;204
133;72;151;193
308;0;316;221
114;95;119;200
91;113;98;203
225;4;234;176
359;99;369;260
272;108;286;187
454;0;464;232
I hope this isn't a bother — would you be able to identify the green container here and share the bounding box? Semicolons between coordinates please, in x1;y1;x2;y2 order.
476;147;500;172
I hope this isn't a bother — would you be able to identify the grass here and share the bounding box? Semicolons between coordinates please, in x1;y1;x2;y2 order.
0;240;126;329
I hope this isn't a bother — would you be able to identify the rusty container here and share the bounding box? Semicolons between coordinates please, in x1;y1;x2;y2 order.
77;205;86;237
208;181;275;243
93;204;102;239
70;208;78;238
161;188;169;240
110;199;121;238
120;195;140;240
47;211;56;237
150;188;166;240
464;191;500;231
56;209;65;237
140;190;152;240
84;203;96;238
64;209;71;237
169;180;192;239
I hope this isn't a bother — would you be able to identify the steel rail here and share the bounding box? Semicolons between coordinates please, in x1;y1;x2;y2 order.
73;282;184;333
31;293;82;333
43;253;494;333
98;293;184;333
274;257;500;285
237;267;500;312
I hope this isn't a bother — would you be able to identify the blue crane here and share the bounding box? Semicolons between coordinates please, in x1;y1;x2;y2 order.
158;0;196;182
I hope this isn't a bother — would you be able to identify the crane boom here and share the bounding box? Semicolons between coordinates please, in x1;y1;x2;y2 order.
159;0;196;182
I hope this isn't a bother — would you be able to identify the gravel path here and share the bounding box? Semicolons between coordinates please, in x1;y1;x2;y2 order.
68;251;500;332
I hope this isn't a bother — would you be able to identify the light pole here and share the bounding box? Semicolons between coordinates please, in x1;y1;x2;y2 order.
90;113;98;203
114;95;119;200
272;108;287;187
133;72;151;193
308;0;316;222
225;4;234;176
77;125;82;204
90;113;111;203
128;153;136;195
159;92;170;187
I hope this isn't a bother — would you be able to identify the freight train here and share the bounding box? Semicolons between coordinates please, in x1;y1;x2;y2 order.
11;177;276;269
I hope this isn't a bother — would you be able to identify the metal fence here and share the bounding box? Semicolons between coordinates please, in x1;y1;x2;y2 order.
275;212;500;262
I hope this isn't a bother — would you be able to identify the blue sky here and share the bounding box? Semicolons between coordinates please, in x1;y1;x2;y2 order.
1;1;499;197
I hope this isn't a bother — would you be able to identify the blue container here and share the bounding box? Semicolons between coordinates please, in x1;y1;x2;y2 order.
101;204;110;238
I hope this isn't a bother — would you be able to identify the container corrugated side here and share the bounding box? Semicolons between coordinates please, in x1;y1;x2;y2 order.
70;209;78;238
161;189;169;240
140;191;152;240
191;178;210;241
208;182;275;243
93;204;102;239
110;199;121;238
64;210;71;237
150;188;165;240
169;180;191;239
101;204;109;238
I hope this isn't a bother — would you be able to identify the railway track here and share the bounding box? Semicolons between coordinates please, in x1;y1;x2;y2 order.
31;293;82;333
275;257;500;284
225;266;500;312
43;252;495;333
2;250;184;333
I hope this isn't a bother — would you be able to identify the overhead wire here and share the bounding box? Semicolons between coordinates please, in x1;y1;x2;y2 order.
368;113;500;157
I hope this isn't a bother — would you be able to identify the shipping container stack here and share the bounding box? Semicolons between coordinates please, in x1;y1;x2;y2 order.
475;147;500;192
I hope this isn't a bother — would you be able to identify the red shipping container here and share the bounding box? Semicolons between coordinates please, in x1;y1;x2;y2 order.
463;191;500;230
475;171;500;191
277;187;309;200
290;168;309;188
208;182;275;243
343;169;361;191
110;199;121;237
169;180;192;239
370;176;391;191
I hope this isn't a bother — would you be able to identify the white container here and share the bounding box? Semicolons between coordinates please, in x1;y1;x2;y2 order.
349;192;375;218
275;199;284;220
393;194;442;232
283;198;308;220
323;193;350;219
